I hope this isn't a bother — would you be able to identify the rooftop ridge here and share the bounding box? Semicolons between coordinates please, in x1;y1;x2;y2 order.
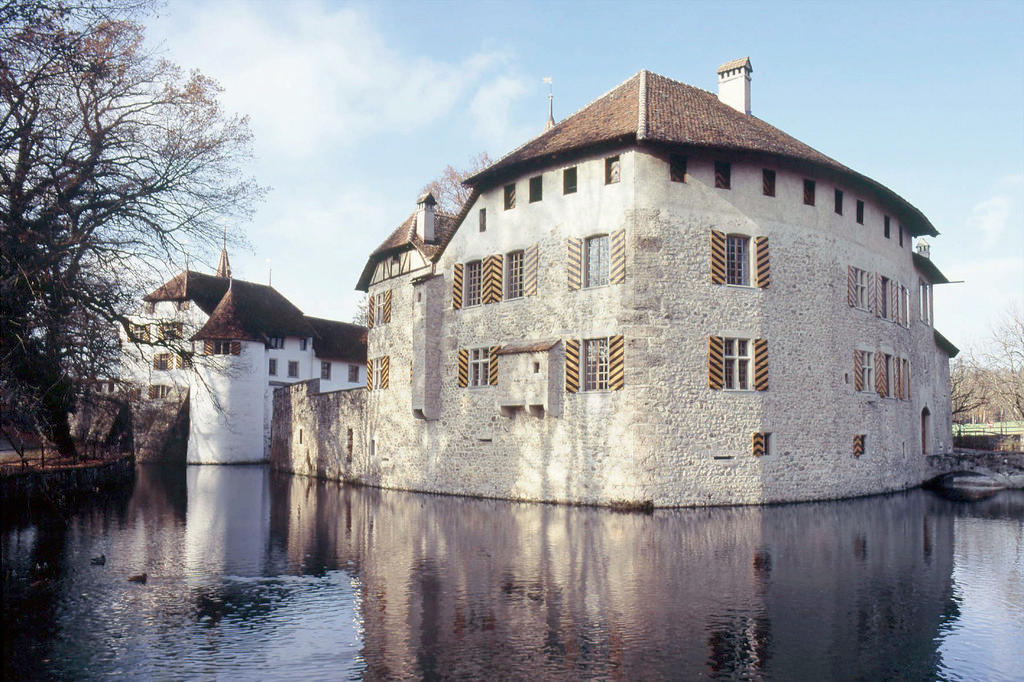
637;69;648;140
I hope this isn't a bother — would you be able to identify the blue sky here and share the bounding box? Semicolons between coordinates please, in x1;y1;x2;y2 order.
148;0;1023;349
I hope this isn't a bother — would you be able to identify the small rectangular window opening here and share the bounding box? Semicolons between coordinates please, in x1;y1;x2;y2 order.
504;183;516;210
898;224;904;247
605;156;620;184
321;361;331;380
762;169;775;197
884;215;891;239
348;364;359;383
529;175;543;202
715;161;731;189
835;189;843;215
269;358;277;376
288;360;299;378
479;208;486;232
856;200;865;225
670;154;687;183
803;179;815;206
563;166;577;195
533;361;541;374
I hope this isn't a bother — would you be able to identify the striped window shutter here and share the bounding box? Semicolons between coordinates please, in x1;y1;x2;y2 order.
524;244;539;296
483;254;503;304
148;385;158;400
564;339;580;393
453;264;463;309
610;229;626;284
853;350;864;391
753;338;768;391
893;358;903;399
383;290;392;323
367;294;375;328
380;355;390;390
710;230;726;284
230;342;241;356
755;237;770;288
905;360;911;400
875;351;887;397
874;274;884;318
752;432;766;457
889;280;898;322
853;434;864;457
847;267;857;307
567;238;582;291
708;336;724;389
153;355;160;370
204;340;213;355
458;348;469;387
175;354;183;370
489;346;499;385
366;358;374;391
609;334;624;390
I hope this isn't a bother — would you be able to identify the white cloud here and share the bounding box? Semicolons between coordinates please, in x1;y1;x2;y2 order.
469;75;536;153
934;256;1024;350
964;174;1023;249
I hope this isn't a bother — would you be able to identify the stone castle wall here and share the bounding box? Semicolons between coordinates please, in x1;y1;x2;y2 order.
271;148;954;507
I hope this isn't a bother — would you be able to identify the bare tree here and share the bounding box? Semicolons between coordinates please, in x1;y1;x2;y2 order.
983;304;1024;421
949;353;989;422
1;1;262;456
352;294;369;326
420;152;492;216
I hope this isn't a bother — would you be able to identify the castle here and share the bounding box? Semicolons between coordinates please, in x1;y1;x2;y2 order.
122;249;367;464
271;58;957;506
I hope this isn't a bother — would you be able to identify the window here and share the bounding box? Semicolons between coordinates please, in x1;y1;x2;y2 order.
153;353;172;371
464;260;482;307
879;276;890;318
726;235;750;286
529;175;542;202
505;250;524;299
851;267;869;310
563;166;577;194
373;294;387;324
723;338;751;390
898;224;904;247
583;337;610;391
762;169;775;197
919;280;932;324
884;215;891;239
605;155;620;184
159;322;182;340
715;161;731;189
211;340;234;355
584;235;609;288
300;338;308;351
321;361;331;380
269;358;277;376
348;364;360;383
177;300;190;311
287;360;299;378
504;183;516;210
469;347;490;387
130;323;150;342
268;337;284;349
803;179;815;206
479;208;486;232
670;154;687;183
149;384;171;400
857;350;874;392
144;301;155;315
856;200;865;224
835;189;843;215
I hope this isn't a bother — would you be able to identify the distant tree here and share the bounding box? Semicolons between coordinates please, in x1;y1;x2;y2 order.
949;354;989;422
0;1;262;456
420;152;492;215
983;305;1024;421
352;294;369;326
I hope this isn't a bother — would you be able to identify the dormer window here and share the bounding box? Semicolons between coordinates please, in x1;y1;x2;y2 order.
605;156;620;184
268;337;284;349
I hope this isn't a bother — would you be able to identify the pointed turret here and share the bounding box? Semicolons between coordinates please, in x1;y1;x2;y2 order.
216;247;231;278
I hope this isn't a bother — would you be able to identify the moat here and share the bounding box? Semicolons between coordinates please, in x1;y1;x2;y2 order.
3;465;1022;680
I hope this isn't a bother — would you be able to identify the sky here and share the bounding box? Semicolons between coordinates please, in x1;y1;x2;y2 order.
146;0;1024;351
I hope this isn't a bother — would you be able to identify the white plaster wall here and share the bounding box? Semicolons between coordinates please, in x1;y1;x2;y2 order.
120;300;208;391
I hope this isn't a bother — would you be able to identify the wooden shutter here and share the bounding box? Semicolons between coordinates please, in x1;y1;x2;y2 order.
905;360;911;400
710;230;726;284
875;351;887;397
483;254;503;304
610;229;626;284
889;280;898;322
366;358;374;391
755;237;770;288
153;355;160;370
367;294;375;328
752;432;766;457
383;290;392;323
524;244;539;296
457;349;469;387
853;434;864;457
489;346;499;386
148;385;158;400
874;274;884;318
452;263;463;309
380;355;389;390
847;267;857;307
609;334;624;390
567;238;582;291
854;350;864;391
708;336;724;389
204;340;213;355
753;338;768;391
175;354;183;370
230;341;241;356
564;339;580;393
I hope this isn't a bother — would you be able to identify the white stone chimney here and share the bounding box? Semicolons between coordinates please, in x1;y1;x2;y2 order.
416;192;436;242
717;57;752;115
915;238;931;258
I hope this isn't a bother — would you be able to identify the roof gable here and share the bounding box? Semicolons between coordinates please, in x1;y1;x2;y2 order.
191;279;312;342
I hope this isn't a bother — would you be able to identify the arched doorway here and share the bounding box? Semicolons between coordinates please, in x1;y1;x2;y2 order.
921;407;931;454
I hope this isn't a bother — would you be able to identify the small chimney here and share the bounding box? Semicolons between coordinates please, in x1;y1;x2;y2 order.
717;57;752;115
416;192;436;242
915;239;931;259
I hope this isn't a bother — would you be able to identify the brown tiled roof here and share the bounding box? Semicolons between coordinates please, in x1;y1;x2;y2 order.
717;57;751;73
307;316;367;362
461;69;937;239
356;209;459;291
144;270;230;315
191;279;311;342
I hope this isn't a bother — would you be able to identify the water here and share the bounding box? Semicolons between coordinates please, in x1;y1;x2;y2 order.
3;466;1023;681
